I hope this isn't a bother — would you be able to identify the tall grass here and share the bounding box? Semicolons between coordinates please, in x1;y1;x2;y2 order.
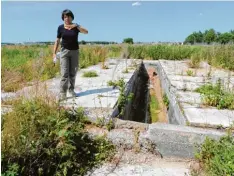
128;44;202;60
2;44;234;92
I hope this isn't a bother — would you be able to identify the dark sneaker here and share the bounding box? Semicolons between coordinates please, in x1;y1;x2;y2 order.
68;90;77;98
59;93;67;101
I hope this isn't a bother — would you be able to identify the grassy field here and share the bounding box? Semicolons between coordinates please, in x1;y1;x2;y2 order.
1;43;234;176
1;44;234;92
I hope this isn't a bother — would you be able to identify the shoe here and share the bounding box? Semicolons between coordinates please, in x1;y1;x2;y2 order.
59;93;67;101
68;90;77;98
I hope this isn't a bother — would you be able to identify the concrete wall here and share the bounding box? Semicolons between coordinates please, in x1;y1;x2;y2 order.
88;119;226;159
111;62;150;123
153;61;187;125
139;123;225;158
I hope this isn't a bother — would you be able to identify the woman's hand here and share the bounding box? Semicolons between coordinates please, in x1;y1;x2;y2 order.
64;23;88;34
53;53;56;59
64;24;77;30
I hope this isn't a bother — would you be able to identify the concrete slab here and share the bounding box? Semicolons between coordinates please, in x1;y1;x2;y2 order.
176;91;202;105
183;105;234;128
86;150;190;176
140;123;225;158
155;60;234;128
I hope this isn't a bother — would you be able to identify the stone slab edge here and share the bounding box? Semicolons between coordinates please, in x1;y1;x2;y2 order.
88;118;226;159
153;60;188;125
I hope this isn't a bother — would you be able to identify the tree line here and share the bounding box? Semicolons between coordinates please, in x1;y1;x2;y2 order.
184;29;234;44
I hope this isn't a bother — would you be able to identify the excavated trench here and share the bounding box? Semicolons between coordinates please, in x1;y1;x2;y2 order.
111;62;170;124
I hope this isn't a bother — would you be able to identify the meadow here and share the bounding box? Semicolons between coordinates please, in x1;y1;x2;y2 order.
2;43;234;92
1;43;234;175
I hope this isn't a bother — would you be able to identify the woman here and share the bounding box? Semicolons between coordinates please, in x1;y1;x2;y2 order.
53;9;88;101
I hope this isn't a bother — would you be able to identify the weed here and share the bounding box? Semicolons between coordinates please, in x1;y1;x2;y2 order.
83;71;98;77
106;119;115;131
96;117;106;127
122;69;129;73
186;69;194;76
163;94;170;109
150;90;160;123
107;80;118;87
96;117;114;131
108;78;134;117
195;80;234;110
194;133;234;176
189;52;201;68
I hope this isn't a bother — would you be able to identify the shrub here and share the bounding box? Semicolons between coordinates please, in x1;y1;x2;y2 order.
195;133;234;176
1;97;115;175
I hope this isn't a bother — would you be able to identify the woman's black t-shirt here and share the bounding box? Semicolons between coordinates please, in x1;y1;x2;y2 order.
57;24;80;50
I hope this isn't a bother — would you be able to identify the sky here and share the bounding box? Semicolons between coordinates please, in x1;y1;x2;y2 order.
1;1;234;43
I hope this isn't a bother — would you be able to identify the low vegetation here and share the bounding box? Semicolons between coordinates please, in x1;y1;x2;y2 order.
1;97;115;175
107;78;134;117
149;90;160;123
163;93;170;109
186;69;194;76
194;132;234;176
195;80;234;110
82;70;98;77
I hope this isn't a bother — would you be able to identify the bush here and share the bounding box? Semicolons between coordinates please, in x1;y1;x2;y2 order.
195;133;234;176
1;97;115;175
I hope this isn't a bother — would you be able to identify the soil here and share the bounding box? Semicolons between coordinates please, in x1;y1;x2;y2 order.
147;67;168;123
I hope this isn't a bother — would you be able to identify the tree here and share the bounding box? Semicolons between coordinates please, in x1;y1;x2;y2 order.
184;34;196;44
216;32;234;44
184;31;203;44
204;29;217;44
81;40;86;45
123;38;134;44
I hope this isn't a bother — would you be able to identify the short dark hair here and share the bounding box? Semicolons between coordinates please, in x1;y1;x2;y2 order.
61;9;74;21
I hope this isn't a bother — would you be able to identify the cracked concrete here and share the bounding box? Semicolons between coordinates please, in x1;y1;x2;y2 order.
151;59;234;128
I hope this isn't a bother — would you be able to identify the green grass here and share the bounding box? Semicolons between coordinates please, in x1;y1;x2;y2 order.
150;92;160;123
82;71;98;77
